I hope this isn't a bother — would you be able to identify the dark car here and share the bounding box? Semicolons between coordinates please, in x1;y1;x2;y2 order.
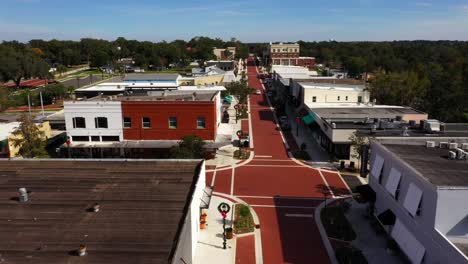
280;122;291;131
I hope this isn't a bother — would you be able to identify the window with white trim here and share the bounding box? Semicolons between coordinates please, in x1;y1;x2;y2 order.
94;117;108;128
142;117;151;128
72;117;86;128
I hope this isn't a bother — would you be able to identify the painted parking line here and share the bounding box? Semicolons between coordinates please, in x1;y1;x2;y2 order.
236;195;325;200
242;164;305;168
210;168;217;187
255;155;273;158
230;166;235;196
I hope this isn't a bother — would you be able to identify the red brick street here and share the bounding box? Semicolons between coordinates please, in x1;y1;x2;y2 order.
209;57;351;264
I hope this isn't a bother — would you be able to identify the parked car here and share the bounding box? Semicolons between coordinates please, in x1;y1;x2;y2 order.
280;122;291;131
279;116;288;124
255;89;261;95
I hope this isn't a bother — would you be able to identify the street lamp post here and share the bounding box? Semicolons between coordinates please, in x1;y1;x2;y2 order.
236;130;243;157
234;104;240;123
295;116;301;137
217;203;231;250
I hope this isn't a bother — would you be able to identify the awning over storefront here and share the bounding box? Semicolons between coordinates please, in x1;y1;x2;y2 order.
355;184;376;203
200;186;213;209
224;95;233;103
302;113;316;125
377;209;396;225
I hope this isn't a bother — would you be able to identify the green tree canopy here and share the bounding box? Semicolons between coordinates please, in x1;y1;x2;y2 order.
170;134;206;159
10;113;49;158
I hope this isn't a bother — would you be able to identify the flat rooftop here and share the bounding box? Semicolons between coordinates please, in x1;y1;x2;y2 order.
0;159;202;263
310;106;426;119
124;73;180;81
300;82;366;92
87;91;218;102
382;144;468;187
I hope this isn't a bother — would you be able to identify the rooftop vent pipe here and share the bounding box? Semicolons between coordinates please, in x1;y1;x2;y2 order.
77;244;87;256
92;203;100;212
19;188;28;202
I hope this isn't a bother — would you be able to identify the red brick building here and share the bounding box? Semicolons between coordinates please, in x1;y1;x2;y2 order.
122;99;218;141
62;91;223;158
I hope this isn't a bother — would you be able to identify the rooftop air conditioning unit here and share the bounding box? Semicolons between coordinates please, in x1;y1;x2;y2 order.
439;142;449;149
426;141;435;148
448;151;456;160
461;143;468;150
449;143;458;149
456;148;466;160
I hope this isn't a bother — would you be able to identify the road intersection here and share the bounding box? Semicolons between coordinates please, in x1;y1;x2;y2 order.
206;57;350;264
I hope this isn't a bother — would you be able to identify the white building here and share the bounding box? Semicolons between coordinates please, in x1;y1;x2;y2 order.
64;100;123;143
293;82;370;107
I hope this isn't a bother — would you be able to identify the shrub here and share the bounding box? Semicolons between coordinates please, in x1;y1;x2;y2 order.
238;205;250;217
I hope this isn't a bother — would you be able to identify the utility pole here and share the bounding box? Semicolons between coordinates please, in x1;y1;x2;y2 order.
27;93;32;117
39;91;45;117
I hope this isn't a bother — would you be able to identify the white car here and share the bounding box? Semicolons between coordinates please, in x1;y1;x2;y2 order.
255;89;261;95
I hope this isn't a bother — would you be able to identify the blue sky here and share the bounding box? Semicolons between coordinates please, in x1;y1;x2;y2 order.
1;0;468;42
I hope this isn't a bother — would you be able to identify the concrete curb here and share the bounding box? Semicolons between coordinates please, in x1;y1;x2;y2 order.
314;198;340;264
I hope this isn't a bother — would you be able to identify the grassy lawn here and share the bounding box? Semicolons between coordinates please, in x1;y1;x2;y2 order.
234;204;255;234
320;202;356;241
56;69;106;80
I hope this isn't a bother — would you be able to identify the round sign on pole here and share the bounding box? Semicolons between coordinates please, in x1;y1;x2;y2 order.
236;130;243;137
234;104;240;110
295;117;301;124
218;202;231;214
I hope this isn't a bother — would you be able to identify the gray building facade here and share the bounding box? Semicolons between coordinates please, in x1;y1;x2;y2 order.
369;141;468;264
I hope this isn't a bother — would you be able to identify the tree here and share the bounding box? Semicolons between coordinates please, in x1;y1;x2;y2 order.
344;56;367;77
0;86;10;111
90;50;110;68
170;134;206;159
0;47;50;88
349;132;368;170
224;48;232;59
10;113;49;158
224;80;254;104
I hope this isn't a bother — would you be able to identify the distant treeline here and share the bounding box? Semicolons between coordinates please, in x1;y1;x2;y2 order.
251;40;468;122
1;38;468;121
0;37;249;70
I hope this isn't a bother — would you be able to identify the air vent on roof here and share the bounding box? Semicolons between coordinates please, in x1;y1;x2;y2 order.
77;244;87;256
19;188;28;202
456;148;466;160
439;142;449;149
448;151;456;160
426;141;435;148
449;143;458;149
92;203;100;212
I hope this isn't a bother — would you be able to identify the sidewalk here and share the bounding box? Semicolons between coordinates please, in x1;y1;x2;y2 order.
346;200;402;264
194;195;236;264
284;104;331;162
206;96;242;169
